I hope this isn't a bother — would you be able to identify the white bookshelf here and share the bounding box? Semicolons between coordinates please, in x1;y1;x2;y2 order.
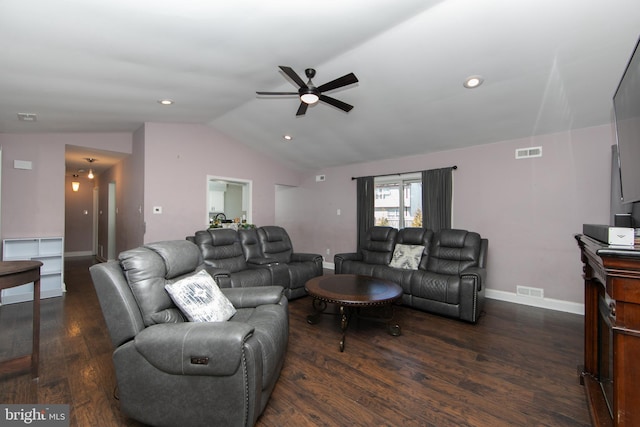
2;237;65;304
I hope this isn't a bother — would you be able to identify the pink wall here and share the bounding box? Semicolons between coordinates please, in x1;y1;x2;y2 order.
1;124;613;308
94;126;146;259
141;123;303;243
279;124;613;305
1;133;131;246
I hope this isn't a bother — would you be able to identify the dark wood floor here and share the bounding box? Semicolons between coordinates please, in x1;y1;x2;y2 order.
0;257;591;426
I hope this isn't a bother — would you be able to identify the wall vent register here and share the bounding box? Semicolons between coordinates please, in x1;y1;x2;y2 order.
515;146;542;159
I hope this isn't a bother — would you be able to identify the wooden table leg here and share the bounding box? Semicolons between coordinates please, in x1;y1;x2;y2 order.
32;277;40;380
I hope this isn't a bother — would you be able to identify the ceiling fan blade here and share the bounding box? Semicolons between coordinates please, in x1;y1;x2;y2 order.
319;95;353;113
279;66;307;88
317;72;358;93
296;102;308;116
256;91;299;95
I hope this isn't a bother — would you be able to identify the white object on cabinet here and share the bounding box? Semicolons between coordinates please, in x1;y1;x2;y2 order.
2;237;65;304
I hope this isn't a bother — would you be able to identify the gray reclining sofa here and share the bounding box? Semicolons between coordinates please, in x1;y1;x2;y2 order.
334;227;488;323
190;225;323;299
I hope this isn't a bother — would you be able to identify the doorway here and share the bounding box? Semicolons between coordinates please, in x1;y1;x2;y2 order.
108;182;116;260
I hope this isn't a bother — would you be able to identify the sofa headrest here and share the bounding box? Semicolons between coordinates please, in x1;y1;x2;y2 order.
119;240;203;326
239;228;262;260
145;240;202;279
195;228;239;247
258;226;293;263
437;229;478;249
428;229;482;274
259;226;287;242
368;226;397;242
361;227;398;265
397;227;433;246
396;228;433;269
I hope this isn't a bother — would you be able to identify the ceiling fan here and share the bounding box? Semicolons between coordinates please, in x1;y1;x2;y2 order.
256;66;358;116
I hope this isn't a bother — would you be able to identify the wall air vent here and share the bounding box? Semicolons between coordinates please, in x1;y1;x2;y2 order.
515;146;542;159
516;285;544;298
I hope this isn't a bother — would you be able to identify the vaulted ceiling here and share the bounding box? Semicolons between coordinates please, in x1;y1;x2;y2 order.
2;0;639;171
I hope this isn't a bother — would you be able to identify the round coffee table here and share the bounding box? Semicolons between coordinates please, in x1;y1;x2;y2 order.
305;274;403;351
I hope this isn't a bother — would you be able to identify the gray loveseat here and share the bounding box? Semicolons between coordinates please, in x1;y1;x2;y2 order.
190;225;323;299
334;227;488;323
89;240;288;427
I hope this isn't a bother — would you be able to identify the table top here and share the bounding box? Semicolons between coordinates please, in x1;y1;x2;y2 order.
0;260;43;276
305;274;403;306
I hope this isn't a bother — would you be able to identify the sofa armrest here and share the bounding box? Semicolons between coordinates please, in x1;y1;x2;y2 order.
134;322;255;376
333;252;362;274
222;286;285;308
334;252;362;261
247;257;279;266
202;264;231;287
459;266;486;323
291;252;323;263
202;263;231;278
460;266;486;291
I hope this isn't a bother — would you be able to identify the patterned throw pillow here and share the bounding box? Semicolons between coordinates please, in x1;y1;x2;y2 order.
388;244;425;270
165;270;237;322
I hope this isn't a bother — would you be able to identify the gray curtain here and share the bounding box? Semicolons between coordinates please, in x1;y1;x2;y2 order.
356;176;374;251
422;167;453;232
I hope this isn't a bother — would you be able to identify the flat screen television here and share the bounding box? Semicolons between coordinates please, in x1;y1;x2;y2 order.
614;35;640;207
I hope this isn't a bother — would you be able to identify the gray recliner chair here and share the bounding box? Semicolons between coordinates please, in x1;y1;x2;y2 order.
257;226;324;299
89;240;288;427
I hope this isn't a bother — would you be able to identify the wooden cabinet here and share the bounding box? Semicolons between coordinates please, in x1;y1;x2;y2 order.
576;234;640;427
1;237;64;304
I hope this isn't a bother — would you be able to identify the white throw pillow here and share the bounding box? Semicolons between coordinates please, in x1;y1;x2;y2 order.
165;270;237;322
389;244;424;270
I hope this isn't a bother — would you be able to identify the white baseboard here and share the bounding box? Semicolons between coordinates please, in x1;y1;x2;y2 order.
65;250;94;258
485;289;584;315
0;289;64;305
320;263;583;315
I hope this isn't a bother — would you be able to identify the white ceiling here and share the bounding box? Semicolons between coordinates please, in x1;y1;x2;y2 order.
2;0;640;171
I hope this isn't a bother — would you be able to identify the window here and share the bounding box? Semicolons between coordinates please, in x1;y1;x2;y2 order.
206;176;252;226
374;173;422;229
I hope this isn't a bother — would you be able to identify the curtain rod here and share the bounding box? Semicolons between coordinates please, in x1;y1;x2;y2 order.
351;165;457;180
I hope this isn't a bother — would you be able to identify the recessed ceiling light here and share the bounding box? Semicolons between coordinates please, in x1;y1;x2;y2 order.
158;99;174;105
283;135;293;141
463;76;484;89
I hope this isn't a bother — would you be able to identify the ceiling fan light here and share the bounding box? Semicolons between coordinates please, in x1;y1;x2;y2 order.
88;169;94;179
300;92;319;104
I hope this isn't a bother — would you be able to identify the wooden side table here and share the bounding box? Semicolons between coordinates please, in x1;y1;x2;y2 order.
0;260;43;379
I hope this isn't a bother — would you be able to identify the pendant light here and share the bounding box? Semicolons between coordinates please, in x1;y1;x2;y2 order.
85;158;96;179
71;174;80;192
